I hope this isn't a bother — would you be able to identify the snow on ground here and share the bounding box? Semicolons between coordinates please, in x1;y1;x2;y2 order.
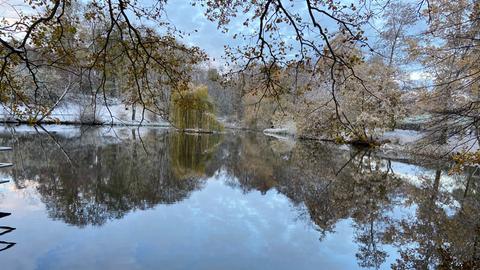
446;133;479;153
380;128;480;155
263;128;291;135
0;100;170;127
381;129;423;145
51;102;170;126
1;99;479;156
263;130;292;139
263;121;297;137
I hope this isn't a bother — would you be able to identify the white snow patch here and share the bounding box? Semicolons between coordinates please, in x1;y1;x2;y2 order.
381;129;424;145
0;100;170;127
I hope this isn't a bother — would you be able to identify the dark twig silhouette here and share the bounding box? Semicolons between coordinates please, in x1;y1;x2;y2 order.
0;146;15;252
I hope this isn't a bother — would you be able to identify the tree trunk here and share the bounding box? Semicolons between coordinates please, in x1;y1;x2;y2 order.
131;102;136;121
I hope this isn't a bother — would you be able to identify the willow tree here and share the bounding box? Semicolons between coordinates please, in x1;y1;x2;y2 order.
170;85;223;131
0;0;205;123
169;132;222;179
1;0;384;127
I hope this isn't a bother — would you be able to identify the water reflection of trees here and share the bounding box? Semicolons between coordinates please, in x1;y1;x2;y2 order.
217;134;480;269
1;128;479;268
388;169;480;269
4;130;222;226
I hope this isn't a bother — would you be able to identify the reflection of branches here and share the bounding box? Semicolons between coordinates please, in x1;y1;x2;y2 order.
0;241;15;252
3;129;220;227
355;219;387;270
0;142;17;253
135;127;150;155
35;125;74;167
335;149;361;176
0;212;16;252
0;226;15;236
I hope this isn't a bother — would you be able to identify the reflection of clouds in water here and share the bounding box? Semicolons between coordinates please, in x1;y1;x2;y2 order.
0;128;478;269
391;161;464;193
2;175;358;269
0;180;43;211
8;180;43;209
390;161;464;218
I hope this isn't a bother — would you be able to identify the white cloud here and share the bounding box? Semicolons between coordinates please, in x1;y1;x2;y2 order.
409;71;433;81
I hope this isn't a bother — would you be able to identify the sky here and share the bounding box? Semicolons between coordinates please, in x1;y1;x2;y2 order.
0;0;405;59
163;1;362;68
0;0;432;80
0;0;236;66
164;1;235;66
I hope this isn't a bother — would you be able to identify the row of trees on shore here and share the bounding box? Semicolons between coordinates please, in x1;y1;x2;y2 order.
1;0;479;159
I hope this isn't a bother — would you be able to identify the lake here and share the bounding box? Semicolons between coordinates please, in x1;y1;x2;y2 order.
0;126;478;269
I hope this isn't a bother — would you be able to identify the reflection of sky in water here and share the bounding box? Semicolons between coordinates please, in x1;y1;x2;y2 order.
0;127;475;270
390;161;463;217
1;168;401;270
391;161;464;192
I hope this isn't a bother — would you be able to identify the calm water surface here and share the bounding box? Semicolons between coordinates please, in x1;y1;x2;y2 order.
0;126;478;269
